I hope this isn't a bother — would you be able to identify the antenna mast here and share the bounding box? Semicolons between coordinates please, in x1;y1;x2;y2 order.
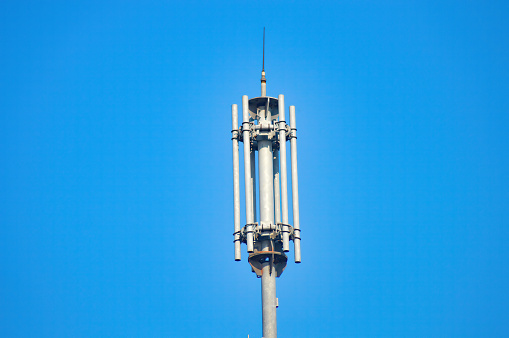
261;27;266;97
263;27;265;71
230;30;302;338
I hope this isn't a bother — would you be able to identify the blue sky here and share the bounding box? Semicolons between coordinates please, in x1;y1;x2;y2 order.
1;1;508;337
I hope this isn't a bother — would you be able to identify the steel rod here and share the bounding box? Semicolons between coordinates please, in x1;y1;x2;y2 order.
278;95;290;252
258;139;274;227
273;148;281;225
289;106;301;263
251;150;257;223
258;101;277;337
231;104;241;260
261;240;277;338
242;95;254;252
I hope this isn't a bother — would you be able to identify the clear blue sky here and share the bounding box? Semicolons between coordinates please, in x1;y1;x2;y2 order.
1;1;508;337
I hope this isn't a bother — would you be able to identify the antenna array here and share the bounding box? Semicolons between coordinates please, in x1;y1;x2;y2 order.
230;30;302;338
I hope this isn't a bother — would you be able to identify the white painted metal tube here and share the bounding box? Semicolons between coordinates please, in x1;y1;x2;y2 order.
251;151;257;223
273;148;281;225
258;140;274;227
275;147;288;251
242;95;254;253
278;95;290;252
289;106;301;263
261;71;267;97
231;104;241;261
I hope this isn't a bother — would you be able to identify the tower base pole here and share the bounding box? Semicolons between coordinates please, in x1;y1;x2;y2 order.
261;240;277;338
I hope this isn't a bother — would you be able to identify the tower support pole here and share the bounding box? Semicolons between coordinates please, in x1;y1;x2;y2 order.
258;138;277;338
261;240;277;338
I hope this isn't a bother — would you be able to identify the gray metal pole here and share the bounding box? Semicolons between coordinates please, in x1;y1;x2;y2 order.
261;71;266;97
231;104;241;261
251;151;257;224
258;140;274;226
278;95;290;252
258;136;277;338
289;106;301;263
242;95;254;253
261;28;266;97
273;148;281;225
261;239;277;338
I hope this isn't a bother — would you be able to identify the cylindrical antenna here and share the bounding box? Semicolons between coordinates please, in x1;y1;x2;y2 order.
278;95;290;252
261;27;266;97
242;95;254;253
258;140;274;227
231;104;241;261
290;106;301;263
251;151;257;224
273;147;281;225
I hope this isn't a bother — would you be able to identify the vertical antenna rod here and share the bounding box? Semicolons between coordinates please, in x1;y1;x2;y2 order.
290;106;301;263
263;27;265;72
279;95;290;252
261;27;266;97
242;95;255;253
231;104;241;260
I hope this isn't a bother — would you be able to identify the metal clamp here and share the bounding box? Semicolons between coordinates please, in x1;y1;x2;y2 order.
248;250;288;278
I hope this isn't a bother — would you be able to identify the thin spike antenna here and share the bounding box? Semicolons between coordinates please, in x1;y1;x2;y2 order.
262;27;265;71
261;27;266;96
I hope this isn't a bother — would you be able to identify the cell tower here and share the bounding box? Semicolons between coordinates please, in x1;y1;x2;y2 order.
230;29;301;338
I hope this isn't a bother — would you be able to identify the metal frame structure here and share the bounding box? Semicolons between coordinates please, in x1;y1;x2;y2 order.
230;32;301;338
